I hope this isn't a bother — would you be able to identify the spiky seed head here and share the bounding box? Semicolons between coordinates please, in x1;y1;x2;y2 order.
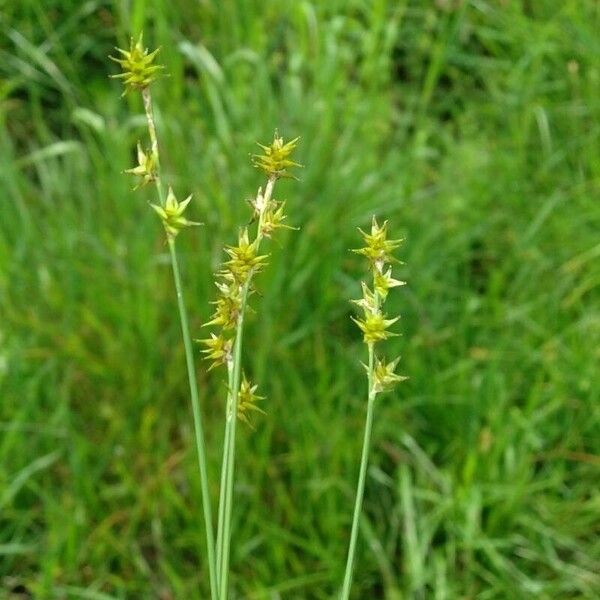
237;374;266;428
197;333;233;370
261;201;296;238
374;267;406;299
205;296;241;330
371;357;408;393
251;131;302;179
124;142;157;189
352;312;399;345
205;278;242;330
214;271;238;297
224;228;269;283
109;34;164;93
151;187;201;238
353;217;404;269
351;282;378;314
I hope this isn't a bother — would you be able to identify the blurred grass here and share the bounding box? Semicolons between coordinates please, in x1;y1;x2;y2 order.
1;0;599;598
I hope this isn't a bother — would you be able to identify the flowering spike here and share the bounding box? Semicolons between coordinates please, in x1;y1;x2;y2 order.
374;267;406;299
372;357;408;393
124;142;157;189
351;282;378;314
346;220;406;596
197;333;233;370
353;217;404;268
204;277;242;330
237;374;266;428
251;131;303;179
152;187;201;238
109;34;164;93
224;228;269;283
352;313;399;345
260;201;296;238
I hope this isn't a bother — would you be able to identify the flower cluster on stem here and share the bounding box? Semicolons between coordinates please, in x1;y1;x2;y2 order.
198;132;300;392
109;34;164;93
111;36;197;237
351;217;407;393
111;34;217;600
198;131;301;599
341;217;407;600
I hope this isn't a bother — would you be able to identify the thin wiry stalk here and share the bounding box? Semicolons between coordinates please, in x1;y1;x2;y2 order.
142;88;218;600
340;341;375;600
216;177;275;599
217;279;248;598
215;361;233;579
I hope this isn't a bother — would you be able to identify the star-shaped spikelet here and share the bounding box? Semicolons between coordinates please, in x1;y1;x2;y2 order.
110;34;164;93
353;217;404;268
373;267;405;299
252;132;302;179
224;228;269;283
198;333;233;370
204;275;243;330
352;312;399;345
370;357;408;393
237;375;266;427
125;142;157;189
151;187;201;238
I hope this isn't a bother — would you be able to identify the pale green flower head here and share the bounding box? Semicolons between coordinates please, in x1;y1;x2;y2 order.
371;357;408;394
109;34;164;93
151;187;201;238
198;333;233;371
205;294;241;330
351;282;378;314
224;228;268;283
125;142;157;189
237;375;266;428
352;312;399;345
353;217;404;267
374;267;405;299
260;201;296;238
252;131;302;179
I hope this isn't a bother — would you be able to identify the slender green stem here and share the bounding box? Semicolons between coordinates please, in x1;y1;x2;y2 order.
216;177;276;599
341;278;382;598
141;88;165;207
341;342;376;600
216;360;234;580
218;281;248;599
168;239;218;600
142;87;217;600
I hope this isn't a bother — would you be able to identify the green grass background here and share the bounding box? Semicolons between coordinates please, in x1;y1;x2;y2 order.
1;1;599;598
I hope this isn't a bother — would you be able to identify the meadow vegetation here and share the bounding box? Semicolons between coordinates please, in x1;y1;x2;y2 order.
1;1;599;598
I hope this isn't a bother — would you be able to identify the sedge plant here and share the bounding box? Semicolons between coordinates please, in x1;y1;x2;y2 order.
110;36;218;600
341;218;407;599
199;133;301;598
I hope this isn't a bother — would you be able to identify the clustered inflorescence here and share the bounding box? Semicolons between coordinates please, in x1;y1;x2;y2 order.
109;34;164;92
110;34;305;599
352;218;408;393
110;32;410;600
151;188;201;238
111;35;198;239
112;35;220;598
252;135;302;179
198;133;301;426
125;143;157;188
